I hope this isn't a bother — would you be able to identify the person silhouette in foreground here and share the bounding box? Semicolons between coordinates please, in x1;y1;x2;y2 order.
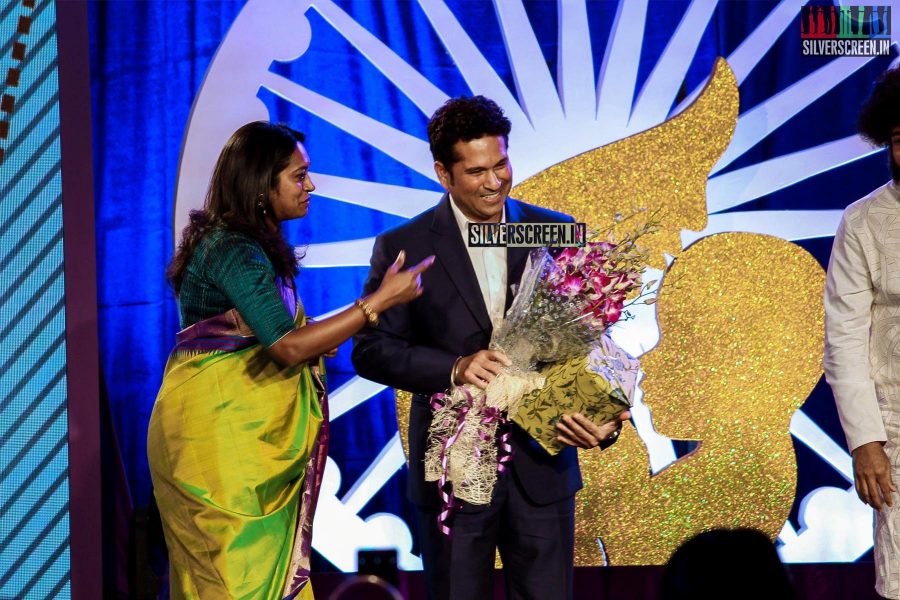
660;528;798;600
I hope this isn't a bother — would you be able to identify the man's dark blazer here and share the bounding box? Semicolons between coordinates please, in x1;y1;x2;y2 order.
352;194;582;507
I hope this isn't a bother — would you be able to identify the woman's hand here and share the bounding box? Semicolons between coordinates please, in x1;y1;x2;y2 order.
267;251;433;368
305;346;337;367
369;250;435;311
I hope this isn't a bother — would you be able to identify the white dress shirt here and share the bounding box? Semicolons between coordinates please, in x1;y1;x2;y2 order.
449;195;508;327
447;197;507;388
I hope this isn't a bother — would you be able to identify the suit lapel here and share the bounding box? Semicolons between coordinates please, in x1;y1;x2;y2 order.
431;195;493;333
505;199;531;310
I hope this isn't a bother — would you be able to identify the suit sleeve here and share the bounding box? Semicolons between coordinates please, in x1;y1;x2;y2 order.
351;234;458;395
823;211;886;452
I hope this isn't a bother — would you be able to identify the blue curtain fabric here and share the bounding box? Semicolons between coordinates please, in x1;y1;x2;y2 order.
89;0;244;506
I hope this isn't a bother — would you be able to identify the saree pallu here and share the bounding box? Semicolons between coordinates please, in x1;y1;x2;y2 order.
148;307;327;600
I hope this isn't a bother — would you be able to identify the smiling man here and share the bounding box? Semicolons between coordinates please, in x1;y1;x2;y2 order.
352;96;627;600
825;67;900;600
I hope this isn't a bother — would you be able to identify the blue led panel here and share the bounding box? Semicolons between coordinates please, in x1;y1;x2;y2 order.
0;0;71;598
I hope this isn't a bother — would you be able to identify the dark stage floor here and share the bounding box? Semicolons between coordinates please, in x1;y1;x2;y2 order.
310;562;881;599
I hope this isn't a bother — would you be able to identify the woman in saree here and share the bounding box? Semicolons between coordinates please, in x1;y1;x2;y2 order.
148;121;433;600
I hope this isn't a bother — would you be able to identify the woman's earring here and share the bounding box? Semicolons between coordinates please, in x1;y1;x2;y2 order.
257;194;267;216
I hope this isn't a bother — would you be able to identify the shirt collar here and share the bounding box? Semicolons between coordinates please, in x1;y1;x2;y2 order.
448;193;506;237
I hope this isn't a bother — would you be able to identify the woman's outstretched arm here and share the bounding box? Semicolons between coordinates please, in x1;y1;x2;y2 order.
268;251;434;367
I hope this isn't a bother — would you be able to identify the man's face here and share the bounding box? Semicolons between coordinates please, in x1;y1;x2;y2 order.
435;135;511;223
891;125;900;182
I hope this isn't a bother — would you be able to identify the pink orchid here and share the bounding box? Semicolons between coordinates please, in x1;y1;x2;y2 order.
561;273;585;295
597;299;622;326
555;247;579;262
589;272;612;294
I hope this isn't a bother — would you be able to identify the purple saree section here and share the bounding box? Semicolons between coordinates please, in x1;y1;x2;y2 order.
173;308;258;354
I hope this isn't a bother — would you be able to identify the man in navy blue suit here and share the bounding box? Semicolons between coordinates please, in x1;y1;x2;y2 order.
352;96;628;600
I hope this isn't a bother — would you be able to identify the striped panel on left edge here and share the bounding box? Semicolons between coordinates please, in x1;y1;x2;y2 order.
0;0;71;598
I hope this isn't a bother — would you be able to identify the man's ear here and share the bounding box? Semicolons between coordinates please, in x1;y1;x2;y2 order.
434;161;451;190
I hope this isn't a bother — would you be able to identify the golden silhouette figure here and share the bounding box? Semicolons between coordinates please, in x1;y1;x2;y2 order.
574;233;824;565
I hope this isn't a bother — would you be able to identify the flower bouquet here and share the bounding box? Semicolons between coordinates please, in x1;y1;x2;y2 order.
424;220;655;518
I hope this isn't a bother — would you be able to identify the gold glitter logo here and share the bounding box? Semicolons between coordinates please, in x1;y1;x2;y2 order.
575;234;824;565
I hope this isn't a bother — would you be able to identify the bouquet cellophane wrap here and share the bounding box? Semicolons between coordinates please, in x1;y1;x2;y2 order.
511;334;639;456
425;247;646;507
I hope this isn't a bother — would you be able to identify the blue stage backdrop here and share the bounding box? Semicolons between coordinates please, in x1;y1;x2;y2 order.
89;0;898;570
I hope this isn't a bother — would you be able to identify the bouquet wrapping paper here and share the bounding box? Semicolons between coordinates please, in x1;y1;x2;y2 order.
511;336;639;456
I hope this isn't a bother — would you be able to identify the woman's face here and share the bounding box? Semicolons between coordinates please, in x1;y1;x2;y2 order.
269;142;315;222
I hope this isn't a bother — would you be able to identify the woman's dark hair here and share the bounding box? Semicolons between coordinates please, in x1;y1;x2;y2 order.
426;95;511;173
858;67;900;147
660;528;798;600
167;121;305;293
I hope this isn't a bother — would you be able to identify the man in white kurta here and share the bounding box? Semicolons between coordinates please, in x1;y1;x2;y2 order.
825;66;900;600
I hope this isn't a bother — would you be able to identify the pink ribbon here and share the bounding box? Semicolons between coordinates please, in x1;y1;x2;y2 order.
430;388;475;535
428;389;516;536
481;406;513;473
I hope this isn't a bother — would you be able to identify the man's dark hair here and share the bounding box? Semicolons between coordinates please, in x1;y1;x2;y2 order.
858;67;900;147
426;95;512;170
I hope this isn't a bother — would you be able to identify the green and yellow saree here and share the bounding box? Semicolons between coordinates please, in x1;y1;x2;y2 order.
148;300;327;600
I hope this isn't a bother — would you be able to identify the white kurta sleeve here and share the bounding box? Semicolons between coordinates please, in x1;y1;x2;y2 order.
824;211;887;452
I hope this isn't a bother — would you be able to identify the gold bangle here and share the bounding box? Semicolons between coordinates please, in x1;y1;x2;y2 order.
451;356;463;386
355;299;379;327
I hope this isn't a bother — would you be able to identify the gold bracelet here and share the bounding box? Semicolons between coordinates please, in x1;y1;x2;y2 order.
451;356;463;386
355;299;379;327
